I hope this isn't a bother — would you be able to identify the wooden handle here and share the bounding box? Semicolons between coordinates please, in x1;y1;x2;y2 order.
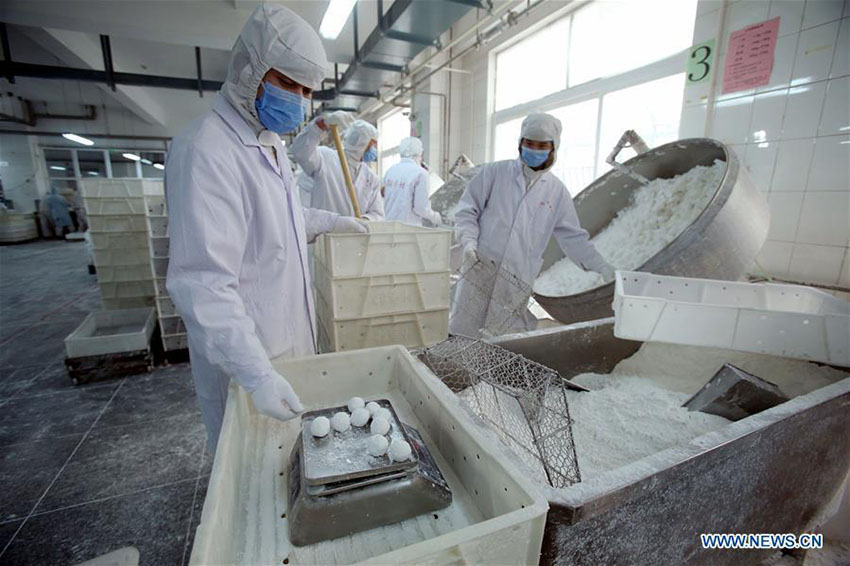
328;124;362;218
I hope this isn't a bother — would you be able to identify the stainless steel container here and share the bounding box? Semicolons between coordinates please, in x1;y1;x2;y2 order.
534;138;770;325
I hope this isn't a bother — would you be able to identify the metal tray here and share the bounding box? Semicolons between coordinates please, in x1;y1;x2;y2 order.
300;399;418;486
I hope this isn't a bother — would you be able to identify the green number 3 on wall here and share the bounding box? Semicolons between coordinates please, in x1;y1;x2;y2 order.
686;39;715;85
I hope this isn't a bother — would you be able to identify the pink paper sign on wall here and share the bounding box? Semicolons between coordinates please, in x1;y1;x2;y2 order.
722;17;780;94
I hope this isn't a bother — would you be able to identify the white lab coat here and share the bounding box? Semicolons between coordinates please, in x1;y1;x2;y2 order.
450;158;608;336
166;95;337;449
291;122;384;220
383;158;441;226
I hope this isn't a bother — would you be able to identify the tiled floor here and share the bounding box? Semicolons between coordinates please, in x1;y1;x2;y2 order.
0;240;208;565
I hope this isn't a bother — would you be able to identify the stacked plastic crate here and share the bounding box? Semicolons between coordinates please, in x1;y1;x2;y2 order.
82;179;161;310
312;222;453;352
144;192;188;353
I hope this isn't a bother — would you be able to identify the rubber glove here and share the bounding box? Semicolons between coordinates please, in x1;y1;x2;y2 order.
250;373;304;421
318;110;354;131
331;216;368;234
462;241;478;269
598;262;616;283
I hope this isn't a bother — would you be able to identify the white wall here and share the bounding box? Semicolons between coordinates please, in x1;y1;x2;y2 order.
0;135;50;212
682;0;849;289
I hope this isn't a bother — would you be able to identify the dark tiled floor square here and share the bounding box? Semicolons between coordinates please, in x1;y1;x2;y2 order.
0;385;116;446
10;363;119;400
37;412;205;513
97;364;199;429
0;433;82;523
0;320;81;367
0;366;43;402
0;480;196;566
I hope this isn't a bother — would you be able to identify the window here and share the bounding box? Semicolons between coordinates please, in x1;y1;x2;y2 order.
494;17;569;111
377;109;411;178
45;149;74;178
491;0;697;195
77;150;107;178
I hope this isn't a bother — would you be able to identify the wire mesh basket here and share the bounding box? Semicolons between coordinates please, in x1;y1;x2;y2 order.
450;257;534;338
418;336;581;488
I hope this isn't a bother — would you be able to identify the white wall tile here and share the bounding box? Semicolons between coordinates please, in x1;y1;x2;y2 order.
697;0;724;17
724;0;772;48
693;8;722;44
839;247;850;286
819;77;850;136
772;138;816;190
755;239;794;275
756;34;800;93
830;17;849;78
750;89;788;142
802;0;844;29
788;243;845;283
769;0;805;36
711;95;755;143
767;191;805;239
807;134;850;191
845;0;850;18
745;142;779;191
717;50;757;100
782;81;828;138
791;20;840;86
684;76;713;107
679;104;708;138
796;191;850;245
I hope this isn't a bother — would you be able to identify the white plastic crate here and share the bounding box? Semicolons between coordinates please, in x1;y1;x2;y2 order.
88;215;148;233
162;333;188;351
102;296;155;309
155;277;168;296
156;295;177;317
314;263;450;319
147;216;168;237
189;345;548;565
152;257;169;277
159;314;186;335
90;232;151;250
613;271;850;366
64;308;155;358
314;222;452;278
149;236;169;258
95;265;154;284
84;197;146;216
145;195;167;216
93;247;152;268
81;178;164;198
316;293;448;352
100;280;156;300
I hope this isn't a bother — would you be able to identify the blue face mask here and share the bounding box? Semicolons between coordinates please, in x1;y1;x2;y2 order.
254;81;309;134
362;146;377;163
520;145;551;168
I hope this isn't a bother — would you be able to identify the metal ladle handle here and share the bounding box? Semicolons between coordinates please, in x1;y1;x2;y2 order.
605;130;650;168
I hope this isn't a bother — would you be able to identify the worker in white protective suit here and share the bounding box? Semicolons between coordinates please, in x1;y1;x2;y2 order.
450;113;614;337
291;113;384;220
165;4;366;452
382;137;442;226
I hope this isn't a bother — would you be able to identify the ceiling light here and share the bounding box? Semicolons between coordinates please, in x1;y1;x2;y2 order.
153;163;165;170
62;133;94;146
87;171;99;176
320;0;357;40
122;153;141;161
50;165;66;171
141;158;153;165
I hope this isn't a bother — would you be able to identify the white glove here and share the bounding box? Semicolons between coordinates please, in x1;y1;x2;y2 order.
250;373;304;421
432;212;443;226
321;110;355;131
598;262;616;283
462;241;478;269
331;215;368;234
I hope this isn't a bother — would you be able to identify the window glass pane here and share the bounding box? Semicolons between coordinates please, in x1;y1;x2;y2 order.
77;150;107;178
569;0;697;87
378;111;410;155
109;151;139;178
45;148;74;178
493;117;524;162
495;17;569;111
140;151;166;179
597;74;686;174
548;98;600;195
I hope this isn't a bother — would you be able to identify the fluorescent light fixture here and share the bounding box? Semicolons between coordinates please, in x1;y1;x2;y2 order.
62;133;94;146
140;158;153;165
122;153;141;161
50;165;66;171
320;0;357;39
153;163;165;170
87;171;99;176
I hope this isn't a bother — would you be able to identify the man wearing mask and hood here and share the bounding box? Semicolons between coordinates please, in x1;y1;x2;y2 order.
450;112;614;337
291;113;384;220
382;136;442;227
165;4;365;452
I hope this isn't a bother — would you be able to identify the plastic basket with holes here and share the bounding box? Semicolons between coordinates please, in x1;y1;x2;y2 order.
613;270;850;366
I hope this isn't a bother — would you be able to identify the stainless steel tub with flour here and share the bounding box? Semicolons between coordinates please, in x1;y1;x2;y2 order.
534;138;770;325
490;319;850;565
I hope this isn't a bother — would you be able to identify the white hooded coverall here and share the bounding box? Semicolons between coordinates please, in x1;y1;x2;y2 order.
165;4;336;450
291;120;384;220
450;113;609;337
383;137;441;226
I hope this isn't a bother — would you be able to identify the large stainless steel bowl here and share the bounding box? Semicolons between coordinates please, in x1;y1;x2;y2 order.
534;138;770;325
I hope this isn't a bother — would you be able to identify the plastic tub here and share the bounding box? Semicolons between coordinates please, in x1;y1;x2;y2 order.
90;232;150;251
159;314;186;335
314;222;452;278
95;265;154;284
145;195;167;216
152;257;169;277
147;216;168;237
314;262;450;319
156;295;177;317
102;297;155;309
189;345;548;565
93;247;152;268
64;308;155;358
162;333;188;352
150;236;169;258
88;215;148;233
84;197;146;216
613;271;850;366
99;280;156;299
155;277;168;296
